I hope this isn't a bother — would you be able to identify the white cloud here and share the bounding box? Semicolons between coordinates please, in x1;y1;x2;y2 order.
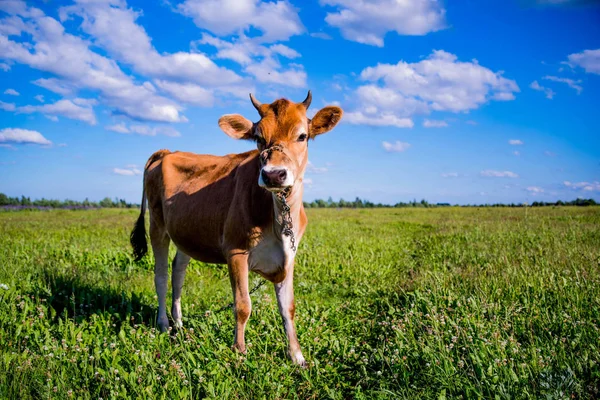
4;89;19;96
346;50;519;126
73;97;98;107
423;119;448;128
34;94;44;102
320;0;446;47
177;0;304;42
509;139;523;145
441;172;459;178
18;99;97;125
360;51;519;112
529;80;555;99
466;120;477;125
245;59;306;87
270;44;301;59
564;181;600;192
566;48;600;75
306;161;328;174
353;85;428;116
345;111;414;128
310;32;332;40
513;151;520;156
527;186;547;195
154;80;214;107
32;78;74;96
492;92;516;101
0;2;187;123
543;75;583;94
382;141;411;152
60;1;242;88
106;123;130;134
106;122;180;137
480;170;519;178
0;101;16;111
0;128;51;145
0;63;11;72
1;98;97;125
197;34;306;88
113;166;142;176
128;125;181;137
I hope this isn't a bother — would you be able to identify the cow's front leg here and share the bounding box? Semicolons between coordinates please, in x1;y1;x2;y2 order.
228;253;251;353
274;262;306;367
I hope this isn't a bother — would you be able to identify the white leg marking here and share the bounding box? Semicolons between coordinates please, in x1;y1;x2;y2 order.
274;264;305;366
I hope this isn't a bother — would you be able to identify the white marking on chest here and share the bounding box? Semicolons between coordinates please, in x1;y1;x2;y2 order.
248;229;296;274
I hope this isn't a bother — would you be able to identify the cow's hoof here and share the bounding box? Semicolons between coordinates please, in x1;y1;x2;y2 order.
158;317;169;333
174;319;183;329
291;352;307;368
231;344;247;354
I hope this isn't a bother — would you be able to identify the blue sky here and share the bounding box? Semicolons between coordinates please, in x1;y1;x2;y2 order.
0;0;599;205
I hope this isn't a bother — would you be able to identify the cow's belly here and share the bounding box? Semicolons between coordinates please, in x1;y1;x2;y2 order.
171;239;226;264
248;235;291;283
165;214;226;264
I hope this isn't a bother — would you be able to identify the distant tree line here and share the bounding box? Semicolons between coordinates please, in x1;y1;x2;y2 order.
0;193;138;209
303;197;440;208
0;193;597;210
303;197;598;208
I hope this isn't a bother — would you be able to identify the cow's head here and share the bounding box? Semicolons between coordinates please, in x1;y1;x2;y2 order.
218;91;343;192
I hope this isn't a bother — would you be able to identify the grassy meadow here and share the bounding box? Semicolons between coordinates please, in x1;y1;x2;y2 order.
0;207;599;399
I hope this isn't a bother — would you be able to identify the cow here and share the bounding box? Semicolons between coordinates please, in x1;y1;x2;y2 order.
130;91;343;366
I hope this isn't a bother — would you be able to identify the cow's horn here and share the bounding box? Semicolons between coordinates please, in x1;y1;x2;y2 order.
302;90;312;110
249;93;262;115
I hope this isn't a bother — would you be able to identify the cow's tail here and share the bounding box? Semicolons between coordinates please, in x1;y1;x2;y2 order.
130;150;170;261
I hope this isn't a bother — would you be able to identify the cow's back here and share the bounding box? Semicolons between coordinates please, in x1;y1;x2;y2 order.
145;149;260;263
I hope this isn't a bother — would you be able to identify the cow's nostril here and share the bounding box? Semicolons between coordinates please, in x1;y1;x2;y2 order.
277;169;287;181
261;169;270;183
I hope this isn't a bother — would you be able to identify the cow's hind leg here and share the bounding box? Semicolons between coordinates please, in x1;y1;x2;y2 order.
150;217;171;332
171;249;191;328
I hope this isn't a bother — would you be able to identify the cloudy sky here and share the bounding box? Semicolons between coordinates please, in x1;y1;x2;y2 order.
1;0;599;204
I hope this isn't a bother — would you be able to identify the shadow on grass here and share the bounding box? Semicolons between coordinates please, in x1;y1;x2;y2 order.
32;269;158;330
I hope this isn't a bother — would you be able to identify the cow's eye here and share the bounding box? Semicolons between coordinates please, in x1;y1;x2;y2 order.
256;136;266;147
297;133;307;142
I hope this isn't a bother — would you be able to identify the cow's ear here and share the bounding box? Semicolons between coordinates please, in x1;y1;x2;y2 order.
218;114;254;140
309;106;343;138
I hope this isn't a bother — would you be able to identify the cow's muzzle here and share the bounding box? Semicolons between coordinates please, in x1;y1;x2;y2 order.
259;166;294;190
262;168;287;186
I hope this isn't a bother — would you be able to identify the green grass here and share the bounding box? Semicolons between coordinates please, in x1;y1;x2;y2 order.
1;207;599;399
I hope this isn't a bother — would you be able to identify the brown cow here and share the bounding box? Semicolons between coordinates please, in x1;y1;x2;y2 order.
130;91;342;366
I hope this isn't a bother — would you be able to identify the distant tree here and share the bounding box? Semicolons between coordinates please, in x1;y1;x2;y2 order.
315;199;327;208
99;197;114;208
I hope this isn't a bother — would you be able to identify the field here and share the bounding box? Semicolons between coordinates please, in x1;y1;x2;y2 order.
1;207;599;399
